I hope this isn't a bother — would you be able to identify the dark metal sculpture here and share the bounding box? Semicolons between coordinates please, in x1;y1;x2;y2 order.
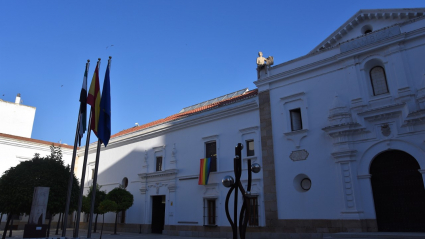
222;143;261;239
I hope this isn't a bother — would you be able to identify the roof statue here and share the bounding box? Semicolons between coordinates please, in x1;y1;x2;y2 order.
256;51;274;79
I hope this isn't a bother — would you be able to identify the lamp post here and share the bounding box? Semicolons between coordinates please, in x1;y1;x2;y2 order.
222;143;261;239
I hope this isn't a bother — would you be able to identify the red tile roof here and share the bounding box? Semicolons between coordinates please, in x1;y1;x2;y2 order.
112;89;258;139
0;132;75;149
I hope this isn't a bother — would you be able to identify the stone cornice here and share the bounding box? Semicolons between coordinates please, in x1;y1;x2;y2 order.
254;27;425;88
358;102;405;116
0;137;73;155
332;150;358;160
138;169;178;179
239;126;259;134
310;9;425;53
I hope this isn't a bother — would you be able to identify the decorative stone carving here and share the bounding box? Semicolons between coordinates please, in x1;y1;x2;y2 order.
256;51;274;79
402;109;425;127
284;129;308;149
256;51;274;66
168;182;176;192
381;123;391;137
341;163;355;208
328;94;353;125
140;186;147;194
171;143;176;158
203;183;219;197
289;149;309;161
148;182;168;195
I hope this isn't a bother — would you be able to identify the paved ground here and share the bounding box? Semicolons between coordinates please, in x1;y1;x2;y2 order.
2;229;224;239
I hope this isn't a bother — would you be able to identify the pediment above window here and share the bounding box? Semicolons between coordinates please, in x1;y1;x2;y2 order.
138;169;178;183
310;9;425;53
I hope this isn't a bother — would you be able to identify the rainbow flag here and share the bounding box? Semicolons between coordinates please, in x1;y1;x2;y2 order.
198;158;211;185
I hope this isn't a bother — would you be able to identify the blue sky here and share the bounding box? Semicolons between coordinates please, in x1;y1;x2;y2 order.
1;1;424;145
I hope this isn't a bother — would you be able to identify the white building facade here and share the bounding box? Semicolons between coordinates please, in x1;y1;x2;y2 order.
0;94;74;225
77;8;425;237
77;89;264;236
255;8;425;233
0;94;36;138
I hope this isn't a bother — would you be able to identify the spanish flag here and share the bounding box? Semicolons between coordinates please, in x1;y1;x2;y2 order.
198;158;211;185
87;59;101;137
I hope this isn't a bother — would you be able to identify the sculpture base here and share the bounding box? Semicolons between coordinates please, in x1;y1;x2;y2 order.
23;224;48;238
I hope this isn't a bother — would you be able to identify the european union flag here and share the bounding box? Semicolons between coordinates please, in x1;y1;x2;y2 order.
98;57;111;147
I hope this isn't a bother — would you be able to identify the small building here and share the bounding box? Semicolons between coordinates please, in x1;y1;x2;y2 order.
0;94;74;226
0;94;36;138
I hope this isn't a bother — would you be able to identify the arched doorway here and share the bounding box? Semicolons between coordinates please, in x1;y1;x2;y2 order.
370;150;425;232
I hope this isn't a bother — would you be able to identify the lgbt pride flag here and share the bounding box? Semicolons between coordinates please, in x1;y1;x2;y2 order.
198;158;211;185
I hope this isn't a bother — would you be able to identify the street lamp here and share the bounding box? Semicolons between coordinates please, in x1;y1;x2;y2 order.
222;143;261;239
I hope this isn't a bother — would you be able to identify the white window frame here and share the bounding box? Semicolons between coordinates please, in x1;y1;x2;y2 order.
280;92;309;134
359;57;392;101
203;197;218;226
239;126;259;169
152;146;165;172
202;135;219;172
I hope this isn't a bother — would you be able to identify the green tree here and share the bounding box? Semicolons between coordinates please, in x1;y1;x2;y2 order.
98;200;117;239
0;146;79;239
106;188;134;234
82;184;107;232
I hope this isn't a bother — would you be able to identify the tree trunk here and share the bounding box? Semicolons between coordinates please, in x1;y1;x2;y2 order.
100;214;104;239
114;213;118;235
1;213;11;239
47;215;53;237
8;218;13;237
0;214;3;228
94;214;98;233
55;213;62;235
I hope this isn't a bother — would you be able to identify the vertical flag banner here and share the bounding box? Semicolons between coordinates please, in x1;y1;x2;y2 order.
198;158;211;185
78;60;89;146
87;59;101;137
98;57;112;146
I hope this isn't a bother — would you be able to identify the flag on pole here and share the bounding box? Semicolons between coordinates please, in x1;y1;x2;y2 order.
87;59;101;137
78;60;89;146
98;57;112;147
198;158;211;185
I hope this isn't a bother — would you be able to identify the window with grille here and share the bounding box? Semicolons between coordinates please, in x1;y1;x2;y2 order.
156;157;163;171
248;197;259;226
203;199;217;225
290;108;303;131
246;140;254;156
370;66;389;96
205;141;217;172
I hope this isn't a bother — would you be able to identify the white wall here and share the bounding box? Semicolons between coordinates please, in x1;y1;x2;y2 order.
0;99;36;138
263;16;425;221
76;96;264;227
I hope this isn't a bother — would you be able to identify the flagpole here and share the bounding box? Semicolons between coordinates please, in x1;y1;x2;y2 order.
87;140;101;239
87;57;107;239
74;113;93;237
61;106;81;237
73;60;91;238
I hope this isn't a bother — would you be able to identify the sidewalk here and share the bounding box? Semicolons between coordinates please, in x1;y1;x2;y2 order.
3;229;225;239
